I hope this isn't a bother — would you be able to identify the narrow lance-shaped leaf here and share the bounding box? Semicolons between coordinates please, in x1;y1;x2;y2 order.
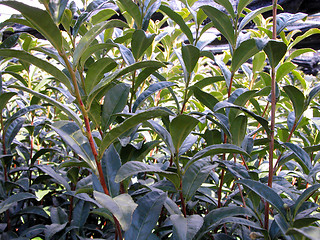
190;86;219;111
0;49;71;90
37;165;71;192
237;0;253;16
132;81;176;112
117;0;142;28
201;5;236;47
0;1;63;50
230;115;247;147
0;192;36;214
231;39;259;72
73;20;128;66
181;44;200;73
214;0;235;18
283;142;312;174
12;85;82;127
115;161;180;189
159;5;193;44
99;107;174;159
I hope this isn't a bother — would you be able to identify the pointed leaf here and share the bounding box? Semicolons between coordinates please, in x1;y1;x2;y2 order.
231;39;259;72
170;115;199;153
237;0;253;16
132;30;155;60
190;86;219;111
201;5;235;47
214;0;235;18
287;226;320;240
171;214;204;240
94;191;138;231
289;28;320;49
0;92;16;111
181;44;200;73
117;0;142;28
283;85;305;120
0;50;71;89
293;184;320;217
230;115;247;147
159;5;193;44
276;62;296;82
0;1;62;50
263;40;287;68
115;161;179;189
99;107;173;158
124;190;166;240
133;81;176;112
73;20;128;66
276;13;307;34
238;179;286;218
0;192;36;214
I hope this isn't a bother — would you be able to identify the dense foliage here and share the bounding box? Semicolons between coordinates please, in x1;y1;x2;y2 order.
0;0;320;239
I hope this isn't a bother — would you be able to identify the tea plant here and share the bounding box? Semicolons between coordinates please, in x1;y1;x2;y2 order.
0;0;320;239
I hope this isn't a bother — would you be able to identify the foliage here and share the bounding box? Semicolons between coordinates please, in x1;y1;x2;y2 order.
0;0;319;239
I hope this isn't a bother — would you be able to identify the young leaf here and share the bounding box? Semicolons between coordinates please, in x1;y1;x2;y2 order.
0;1;63;50
286;226;320;240
117;0;142;28
201;5;236;47
131;30;155;60
159;5;193;44
0;92;16;111
276;13;307;34
190;86;219;111
99;107;174;158
289;28;320;50
73;20;128;66
237;0;253;16
132;81;176;113
276;62;296;82
214;0;235;18
94;191;138;231
114;161;179;189
124;190;166;240
170;115;199;153
283;85;305;120
181;44;200;73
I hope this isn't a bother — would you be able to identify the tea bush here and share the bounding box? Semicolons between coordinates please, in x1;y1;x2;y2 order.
0;0;320;239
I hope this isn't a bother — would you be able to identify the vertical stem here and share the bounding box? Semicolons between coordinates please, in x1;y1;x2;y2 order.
181;73;191;114
265;0;278;229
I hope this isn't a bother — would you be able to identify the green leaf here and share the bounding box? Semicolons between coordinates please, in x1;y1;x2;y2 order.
276;62;296;82
159;5;193;44
0;192;36;214
182;159;215;201
231;39;259;72
238;5;275;31
181;44;200;73
284;142;312;173
73;20;128;66
230;115;247;147
115;161;179;189
85;57;117;93
283;85;305;120
94;191;138;231
276;13;307;34
190;86;219;111
117;0;142;28
99;107;174;158
100;145;121;197
38;165;71;192
0;1;63;50
49;0;69;24
91;9;118;25
0;92;16;111
0;49;71;89
292;184;320;217
214;0;235;18
286;48;315;62
146;120;175;155
201;5;235;47
306;84;320;107
289;28;320;50
171;214;204;240
12;85;82;127
195;206;253;239
214;101;270;135
124;190;166;240
51;121;97;171
5;118;25;149
237;0;253;16
133;81;176;112
262;40;287;68
188;144;250;169
238;179;286;218
170;115;199;153
102;83;130;132
132;30;155;60
287;226;320;240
